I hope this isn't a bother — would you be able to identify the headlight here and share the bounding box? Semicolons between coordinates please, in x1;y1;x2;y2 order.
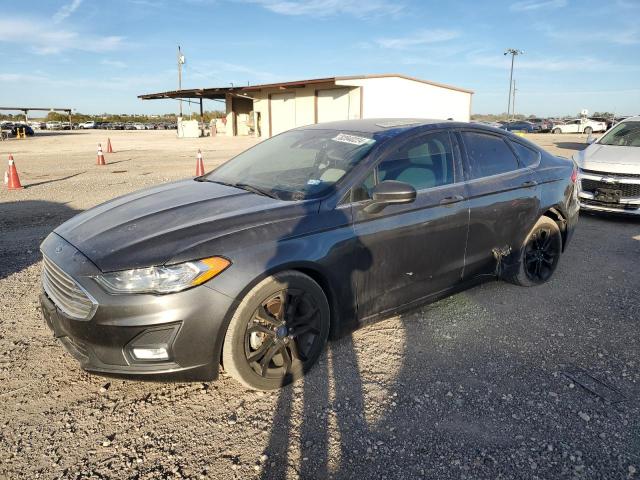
94;257;230;294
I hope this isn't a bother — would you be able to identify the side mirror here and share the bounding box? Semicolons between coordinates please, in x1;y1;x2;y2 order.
587;136;599;144
364;180;416;213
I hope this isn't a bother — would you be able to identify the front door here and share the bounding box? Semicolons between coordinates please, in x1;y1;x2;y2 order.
351;130;470;321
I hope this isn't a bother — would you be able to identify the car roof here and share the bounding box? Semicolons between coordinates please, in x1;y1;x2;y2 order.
620;115;640;122
297;118;459;134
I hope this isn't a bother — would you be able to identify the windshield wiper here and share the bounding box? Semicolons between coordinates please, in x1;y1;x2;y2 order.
202;179;280;199
232;183;280;199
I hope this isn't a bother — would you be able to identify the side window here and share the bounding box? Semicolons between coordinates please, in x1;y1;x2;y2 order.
462;131;520;179
510;141;540;167
377;131;455;191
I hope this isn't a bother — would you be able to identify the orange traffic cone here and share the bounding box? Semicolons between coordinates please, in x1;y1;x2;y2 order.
6;154;24;190
195;149;205;176
97;144;106;166
106;138;114;153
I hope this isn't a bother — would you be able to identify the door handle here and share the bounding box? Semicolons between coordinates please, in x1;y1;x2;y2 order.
439;195;464;205
521;180;538;188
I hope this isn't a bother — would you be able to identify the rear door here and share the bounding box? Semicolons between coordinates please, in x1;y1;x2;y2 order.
351;130;469;320
458;129;540;279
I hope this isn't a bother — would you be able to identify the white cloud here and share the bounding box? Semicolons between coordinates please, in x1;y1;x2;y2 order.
101;59;128;68
376;29;460;49
240;0;404;18
540;25;639;45
510;0;566;11
469;53;639;72
189;61;278;84
0;17;125;54
53;0;84;22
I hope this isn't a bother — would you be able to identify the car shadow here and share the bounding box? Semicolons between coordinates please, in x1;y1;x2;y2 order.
33;131;88;137
554;142;588;151
0;200;81;280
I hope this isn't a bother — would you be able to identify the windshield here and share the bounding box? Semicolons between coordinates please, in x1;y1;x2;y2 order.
598;121;640;147
204;129;376;200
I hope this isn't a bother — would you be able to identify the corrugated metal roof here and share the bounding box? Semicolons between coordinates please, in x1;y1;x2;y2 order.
138;73;473;101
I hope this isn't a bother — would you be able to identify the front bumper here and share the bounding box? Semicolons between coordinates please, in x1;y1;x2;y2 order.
40;233;238;381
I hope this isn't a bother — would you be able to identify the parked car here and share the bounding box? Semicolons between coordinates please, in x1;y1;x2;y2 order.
500;121;541;133
79;121;97;129
46;121;63;130
471;120;503;129
552;119;606;134
39;119;578;390
589;117;615;130
573;115;640;215
528;118;553;133
6;123;35;137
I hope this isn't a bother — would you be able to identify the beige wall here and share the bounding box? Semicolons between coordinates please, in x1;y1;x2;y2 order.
337;77;472;122
251;82;361;138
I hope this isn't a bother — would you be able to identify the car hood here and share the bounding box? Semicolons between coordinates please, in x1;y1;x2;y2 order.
54;179;315;272
573;144;640;174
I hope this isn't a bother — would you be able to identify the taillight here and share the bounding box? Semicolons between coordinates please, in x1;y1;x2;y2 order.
570;168;577;183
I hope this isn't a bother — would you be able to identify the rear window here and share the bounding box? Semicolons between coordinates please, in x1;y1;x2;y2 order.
510;141;541;167
462;131;521;178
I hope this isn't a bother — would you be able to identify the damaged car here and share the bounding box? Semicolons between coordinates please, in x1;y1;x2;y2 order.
39;119;579;390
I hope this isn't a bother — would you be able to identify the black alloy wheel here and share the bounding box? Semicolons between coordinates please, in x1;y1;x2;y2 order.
506;216;563;287
244;289;324;380
222;271;330;390
523;226;561;283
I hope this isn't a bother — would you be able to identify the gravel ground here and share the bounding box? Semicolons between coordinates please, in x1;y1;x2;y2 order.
1;130;639;479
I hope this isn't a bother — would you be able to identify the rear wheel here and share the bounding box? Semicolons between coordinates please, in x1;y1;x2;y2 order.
222;271;330;390
552;127;562;134
584;126;593;135
507;216;562;287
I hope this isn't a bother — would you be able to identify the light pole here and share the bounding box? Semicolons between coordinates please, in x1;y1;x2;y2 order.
504;48;523;118
177;45;185;117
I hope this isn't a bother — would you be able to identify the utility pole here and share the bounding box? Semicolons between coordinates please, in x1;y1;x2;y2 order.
511;79;518;119
504;48;523;117
177;45;185;117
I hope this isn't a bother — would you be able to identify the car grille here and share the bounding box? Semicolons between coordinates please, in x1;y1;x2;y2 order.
41;255;96;320
581;179;640;198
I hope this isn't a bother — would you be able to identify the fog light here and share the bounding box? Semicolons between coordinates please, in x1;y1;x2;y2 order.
131;347;169;361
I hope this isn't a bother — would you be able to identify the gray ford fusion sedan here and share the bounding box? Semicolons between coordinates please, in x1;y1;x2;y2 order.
40;119;579;390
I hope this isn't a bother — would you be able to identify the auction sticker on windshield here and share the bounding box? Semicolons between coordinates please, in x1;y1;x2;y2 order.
332;133;373;146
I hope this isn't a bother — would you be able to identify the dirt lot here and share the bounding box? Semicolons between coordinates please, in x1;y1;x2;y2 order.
1;130;639;479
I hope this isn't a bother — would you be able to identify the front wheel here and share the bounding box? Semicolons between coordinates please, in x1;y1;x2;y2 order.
222;271;330;390
583;126;593;135
506;216;563;287
552;128;562;134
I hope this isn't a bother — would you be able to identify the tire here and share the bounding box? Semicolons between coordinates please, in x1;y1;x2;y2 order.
506;216;563;287
584;126;593;135
552;128;562;134
222;271;330;390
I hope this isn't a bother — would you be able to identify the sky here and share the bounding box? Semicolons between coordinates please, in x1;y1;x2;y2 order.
1;0;639;117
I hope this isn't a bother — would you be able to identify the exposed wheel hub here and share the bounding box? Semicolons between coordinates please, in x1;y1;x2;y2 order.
276;325;289;339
